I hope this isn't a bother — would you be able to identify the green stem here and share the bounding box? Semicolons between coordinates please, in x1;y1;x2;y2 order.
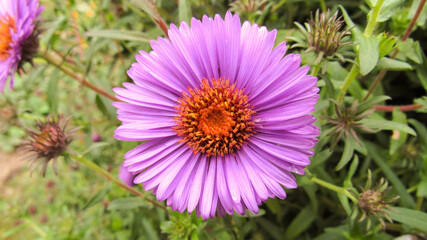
364;0;386;38
319;0;327;12
311;177;359;203
25;218;47;237
310;64;321;77
68;153;167;211
337;65;359;102
38;52;120;102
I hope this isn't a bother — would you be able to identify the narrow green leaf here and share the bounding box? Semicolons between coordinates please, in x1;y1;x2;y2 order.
408;119;427;146
357;95;390;114
107;197;149;210
142;218;160;240
417;177;427;198
365;142;415;208
128;0;158;20
178;0;192;23
47;68;59;114
375;57;412;71
377;0;404;22
384;207;427;230
284;206;316;239
84;29;152;42
358;35;379;76
335;138;355;171
389;108;408;155
360;119;416;135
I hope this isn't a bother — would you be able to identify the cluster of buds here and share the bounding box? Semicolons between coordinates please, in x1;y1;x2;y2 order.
22;115;75;176
325;99;375;149
352;171;399;229
289;9;353;74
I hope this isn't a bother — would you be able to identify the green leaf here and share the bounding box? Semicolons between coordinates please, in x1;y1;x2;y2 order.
384;207;427;230
377;0;404;22
408;119;427;147
84;29;152;42
417;177;427;198
414;96;427;113
399;39;423;64
178;0;192;23
142;218;160;240
415;52;427;91
365;142;415;208
358;35;379;76
389;108;408;155
360;119;416;135
284;206;316;239
377;33;397;58
357;95;390;114
335;138;355;171
128;0;158;20
107;197;149;210
47;68;59;114
375;57;412;71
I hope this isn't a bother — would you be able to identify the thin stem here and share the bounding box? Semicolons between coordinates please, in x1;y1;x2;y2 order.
311;177;359;203
24;218;47;237
319;0;326;12
363;0;426;101
310;64;321;77
402;0;426;42
337;65;359;102
373;104;422;112
68;153;168;211
364;0;386;38
39;52;120;102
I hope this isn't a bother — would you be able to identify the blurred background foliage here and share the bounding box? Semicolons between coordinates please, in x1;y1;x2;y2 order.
0;0;426;239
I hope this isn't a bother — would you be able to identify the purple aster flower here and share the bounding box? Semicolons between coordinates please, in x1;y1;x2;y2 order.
114;12;319;220
119;164;136;187
0;0;43;92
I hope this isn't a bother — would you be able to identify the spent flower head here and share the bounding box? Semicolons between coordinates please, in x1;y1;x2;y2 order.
353;170;399;229
326;99;375;149
289;9;353;73
22;115;75;176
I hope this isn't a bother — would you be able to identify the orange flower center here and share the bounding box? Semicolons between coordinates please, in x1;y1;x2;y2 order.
174;78;255;157
0;14;16;61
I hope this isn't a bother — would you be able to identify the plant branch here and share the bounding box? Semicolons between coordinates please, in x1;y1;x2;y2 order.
39;52;120;102
68;153;167;211
311;177;359;203
363;0;426;101
373;104;422;112
364;0;386;38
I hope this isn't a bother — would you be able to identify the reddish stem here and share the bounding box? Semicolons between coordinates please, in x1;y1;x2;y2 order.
373;104;422;112
363;0;426;101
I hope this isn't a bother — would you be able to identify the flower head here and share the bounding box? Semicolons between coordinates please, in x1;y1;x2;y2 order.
290;9;353;73
326;99;375;149
22;115;74;176
0;0;44;92
114;12;319;219
354;171;399;229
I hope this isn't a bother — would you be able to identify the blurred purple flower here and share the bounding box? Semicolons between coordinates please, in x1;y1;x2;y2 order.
114;12;319;219
119;164;135;187
0;0;43;92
